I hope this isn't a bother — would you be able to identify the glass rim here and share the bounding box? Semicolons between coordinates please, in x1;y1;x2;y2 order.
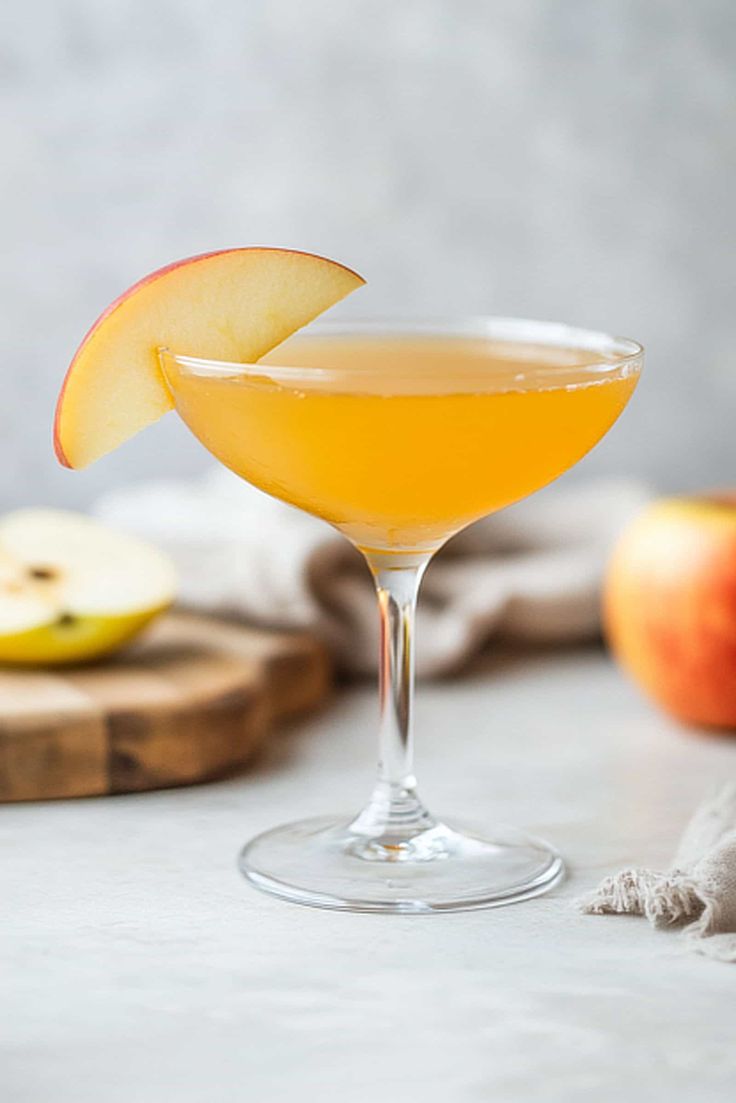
159;315;644;383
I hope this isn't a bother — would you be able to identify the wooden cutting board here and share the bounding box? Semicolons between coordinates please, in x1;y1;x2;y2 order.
0;612;332;803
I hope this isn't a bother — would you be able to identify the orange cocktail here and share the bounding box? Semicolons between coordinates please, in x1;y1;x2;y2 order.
167;331;638;554
53;245;643;914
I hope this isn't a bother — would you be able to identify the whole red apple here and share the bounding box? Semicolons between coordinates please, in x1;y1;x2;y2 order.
605;495;736;730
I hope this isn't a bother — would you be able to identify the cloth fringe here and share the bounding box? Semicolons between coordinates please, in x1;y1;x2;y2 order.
579;787;736;963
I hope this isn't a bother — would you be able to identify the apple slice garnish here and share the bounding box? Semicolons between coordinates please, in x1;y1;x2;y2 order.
54;248;364;469
0;510;176;665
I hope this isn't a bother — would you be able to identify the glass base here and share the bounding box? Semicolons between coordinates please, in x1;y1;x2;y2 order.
239;814;564;913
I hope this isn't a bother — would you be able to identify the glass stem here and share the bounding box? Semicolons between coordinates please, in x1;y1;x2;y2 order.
349;554;437;845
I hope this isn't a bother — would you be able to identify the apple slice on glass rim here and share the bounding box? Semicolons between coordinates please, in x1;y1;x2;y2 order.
54;248;365;469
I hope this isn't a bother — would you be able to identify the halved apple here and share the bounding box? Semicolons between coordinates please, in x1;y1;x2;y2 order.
55;248;364;469
0;510;176;665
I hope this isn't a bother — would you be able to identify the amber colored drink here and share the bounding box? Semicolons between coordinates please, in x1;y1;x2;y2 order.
167;334;639;552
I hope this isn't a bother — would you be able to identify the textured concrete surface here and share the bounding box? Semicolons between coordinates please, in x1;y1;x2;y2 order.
3;646;736;1101
2;1;735;509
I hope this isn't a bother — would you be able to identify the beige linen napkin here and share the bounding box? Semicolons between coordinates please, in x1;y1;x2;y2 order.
95;469;648;677
580;786;736;962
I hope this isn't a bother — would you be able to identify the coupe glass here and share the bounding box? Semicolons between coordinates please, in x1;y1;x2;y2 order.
160;318;642;913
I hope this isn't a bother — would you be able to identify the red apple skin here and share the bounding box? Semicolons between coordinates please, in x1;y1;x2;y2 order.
53;247;363;468
605;496;736;730
54;250;222;468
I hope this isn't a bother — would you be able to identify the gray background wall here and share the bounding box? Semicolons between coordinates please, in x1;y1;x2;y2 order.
3;0;735;510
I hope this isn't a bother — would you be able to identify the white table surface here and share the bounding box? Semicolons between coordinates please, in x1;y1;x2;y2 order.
3;645;736;1103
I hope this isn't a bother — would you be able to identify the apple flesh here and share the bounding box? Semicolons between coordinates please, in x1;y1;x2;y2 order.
605;495;736;729
0;510;176;665
54;248;364;469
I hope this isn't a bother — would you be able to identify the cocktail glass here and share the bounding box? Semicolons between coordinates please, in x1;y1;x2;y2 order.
159;317;642;913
